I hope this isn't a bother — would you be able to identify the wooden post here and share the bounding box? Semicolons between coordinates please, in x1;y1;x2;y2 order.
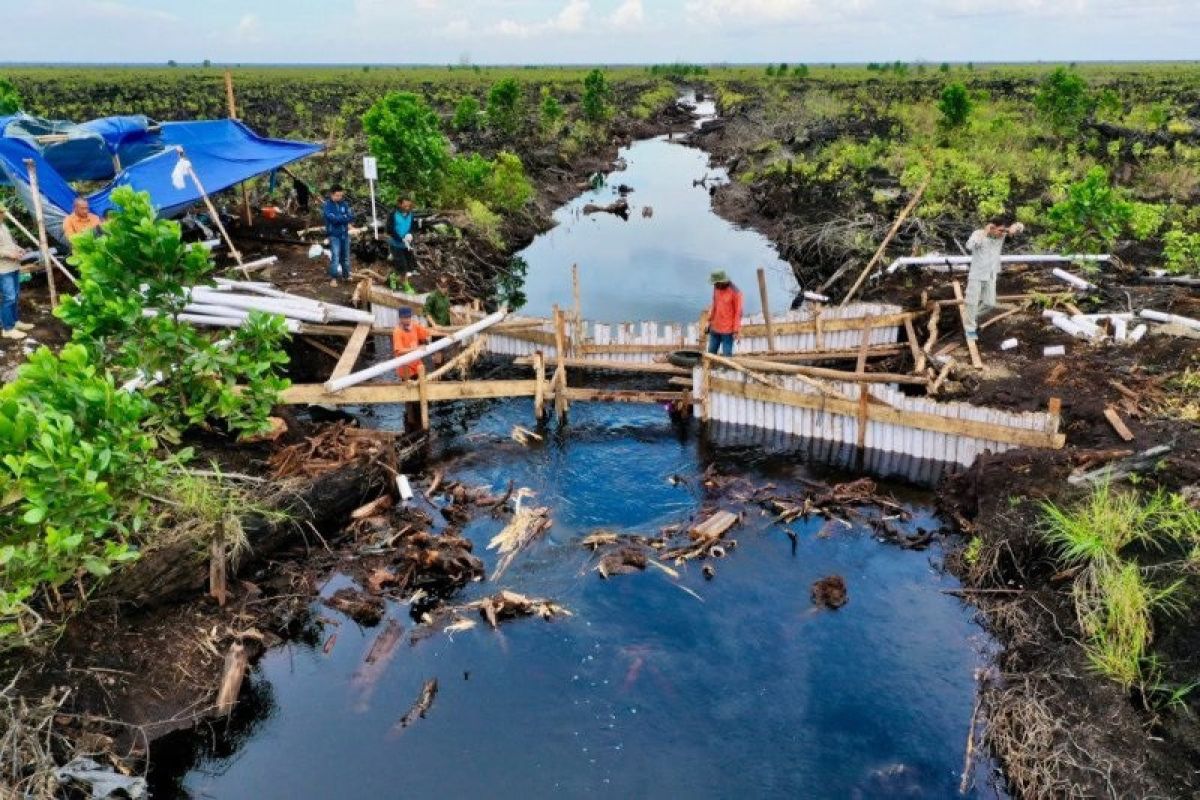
701;356;712;422
533;351;546;419
903;315;926;374
814;308;825;351
571;263;584;347
209;520;227;608
224;70;253;227
856;386;870;451
2;210;78;288
552;304;567;359
840;175;930;306
952;279;984;369
417;362;430;430
216;642;249;716
756;267;776;352
698;309;710;350
554;365;569;423
855;319;873;374
23;159;58;308
177;147;246;271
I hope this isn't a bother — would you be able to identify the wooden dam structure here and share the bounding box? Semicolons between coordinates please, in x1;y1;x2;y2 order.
276;273;1065;470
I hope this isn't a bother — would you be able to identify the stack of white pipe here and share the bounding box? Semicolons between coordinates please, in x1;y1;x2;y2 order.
885;253;1112;275
1051;268;1097;291
142;279;375;331
1141;308;1200;333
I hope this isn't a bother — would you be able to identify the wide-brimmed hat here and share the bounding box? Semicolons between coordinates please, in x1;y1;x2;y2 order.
709;270;730;284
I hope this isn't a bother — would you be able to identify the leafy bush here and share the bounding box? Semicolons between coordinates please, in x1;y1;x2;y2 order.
539;87;564;135
1043;167;1131;252
464;199;503;249
440;151;533;213
58;188;290;440
363;91;450;203
1128;202;1165;240
483;151;533;211
0;77;19;114
1035;67;1094;135
793;64;810;79
451;96;481;132
1163;225;1200;275
0;344;162;635
487;78;524;138
937;83;972;129
582;68;612;123
495;255;529;311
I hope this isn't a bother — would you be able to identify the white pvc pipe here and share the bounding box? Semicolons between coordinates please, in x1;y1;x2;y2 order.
886;253;1112;275
1141;308;1200;332
1129;324;1148;343
188;289;328;322
1000;338;1019;350
143;308;302;333
1048;313;1092;339
1052;268;1097;291
324;307;508;393
1069;314;1105;339
208;281;376;325
1112;318;1127;342
1044;345;1066;357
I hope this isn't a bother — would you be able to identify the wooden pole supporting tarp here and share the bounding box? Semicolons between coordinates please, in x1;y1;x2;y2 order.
175;147;246;273
23;159;59;308
225;70;253;227
840;176;930;306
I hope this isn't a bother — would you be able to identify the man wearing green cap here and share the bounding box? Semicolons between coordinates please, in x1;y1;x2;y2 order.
706;270;743;356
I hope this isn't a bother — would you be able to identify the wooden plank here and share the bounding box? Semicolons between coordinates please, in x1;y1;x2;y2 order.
563;388;700;405
553;305;567;358
1104;407;1134;442
368;287;428;310
514;355;688;376
329;323;372;382
708;378;1065;449
731;356;929;385
280;379;538;406
741;311;913;339
533;353;546;419
903;315;926;374
427;335;485;381
417;365;430;430
841;176;930;306
952;280;983;369
737;344;907;362
855;319;873;374
701;357;712;421
297;323;366;338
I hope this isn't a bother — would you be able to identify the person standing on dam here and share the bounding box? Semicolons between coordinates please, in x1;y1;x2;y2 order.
964;219;1024;339
706;270;744;356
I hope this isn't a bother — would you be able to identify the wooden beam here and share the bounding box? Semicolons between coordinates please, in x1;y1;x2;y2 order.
952;280;983;369
301;336;343;360
841;175;929;306
561;388;699;405
1103;407;1135;442
329;323;372;382
903;315;926;374
280;379;538;406
708;377;1064;450
735;344;907;363
757;267;776;352
855;319;873;374
23;159;58;308
417;364;430;430
533;352;546;419
514;355;688;376
730;356;930;385
426;335;486;381
740;311;913;339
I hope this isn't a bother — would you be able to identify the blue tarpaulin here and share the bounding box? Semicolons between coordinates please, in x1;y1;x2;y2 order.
0;115;322;242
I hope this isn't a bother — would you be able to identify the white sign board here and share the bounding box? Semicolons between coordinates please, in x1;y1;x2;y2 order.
362;156;378;181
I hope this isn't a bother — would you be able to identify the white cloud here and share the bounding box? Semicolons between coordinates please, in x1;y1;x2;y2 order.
611;0;645;30
233;14;263;44
494;0;591;37
685;0;821;26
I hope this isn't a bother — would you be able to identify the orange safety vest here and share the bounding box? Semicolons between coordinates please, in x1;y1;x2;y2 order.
391;322;431;379
709;286;744;335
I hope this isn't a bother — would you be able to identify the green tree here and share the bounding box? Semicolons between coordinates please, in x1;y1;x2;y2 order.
765;64;776;77
939;62;951;73
58;188;290;439
937;82;973;129
363;91;450;202
1044;167;1133;252
452;95;482;132
778;62;789;75
539;86;565;135
582;68;612;123
487;78;524;137
0;78;20;115
1035;66;1094;135
792;64;809;78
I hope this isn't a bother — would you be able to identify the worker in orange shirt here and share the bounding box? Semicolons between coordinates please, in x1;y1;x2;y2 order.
63;197;102;242
391;306;431;380
706;270;743;356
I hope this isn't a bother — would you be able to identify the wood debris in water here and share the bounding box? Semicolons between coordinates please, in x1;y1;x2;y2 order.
487;489;552;580
510;425;543;446
811;575;848;609
269;421;400;479
390;678;438;736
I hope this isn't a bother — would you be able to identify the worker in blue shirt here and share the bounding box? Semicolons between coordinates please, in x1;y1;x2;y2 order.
386;196;417;276
322;185;353;285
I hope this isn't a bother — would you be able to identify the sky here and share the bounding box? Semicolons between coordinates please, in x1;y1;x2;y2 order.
4;0;1198;64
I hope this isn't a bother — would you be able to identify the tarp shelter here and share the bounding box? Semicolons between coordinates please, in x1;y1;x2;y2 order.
0;113;322;243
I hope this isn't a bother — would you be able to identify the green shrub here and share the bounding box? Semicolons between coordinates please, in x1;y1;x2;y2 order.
0;77;19;114
487;78;524;138
539;87;564;135
1128;202;1165;240
582;68;612;123
937;83;972;129
1163;225;1200;275
1035;67;1094;135
0;344;161;635
363;91;450;203
58;188;291;440
451;96;481;132
439;151;532;213
1043;166;1131;252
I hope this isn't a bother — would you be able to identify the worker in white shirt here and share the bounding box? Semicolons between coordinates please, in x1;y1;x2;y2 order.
964;219;1024;339
0;206;33;341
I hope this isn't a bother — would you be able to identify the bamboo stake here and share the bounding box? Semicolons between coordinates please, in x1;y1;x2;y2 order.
533;352;546;419
175;147;246;272
2;205;78;287
224;70;253;227
417;363;430;430
23;160;58;308
756;267;775;352
840;176;929;306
